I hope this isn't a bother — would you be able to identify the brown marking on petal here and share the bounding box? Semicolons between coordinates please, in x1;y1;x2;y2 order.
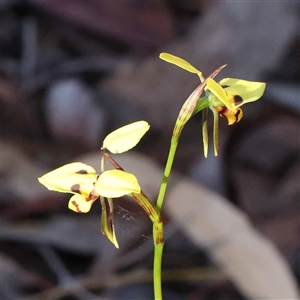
108;212;114;229
221;85;229;88
233;95;243;105
88;189;99;201
71;184;81;194
216;106;228;116
234;109;241;124
71;200;82;213
76;169;88;174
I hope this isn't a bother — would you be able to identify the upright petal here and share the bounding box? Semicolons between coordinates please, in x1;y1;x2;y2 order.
103;121;150;154
207;78;234;110
159;53;202;75
95;170;141;198
38;163;97;197
219;78;266;106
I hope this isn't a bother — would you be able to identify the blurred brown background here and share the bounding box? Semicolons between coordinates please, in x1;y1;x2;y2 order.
1;1;299;299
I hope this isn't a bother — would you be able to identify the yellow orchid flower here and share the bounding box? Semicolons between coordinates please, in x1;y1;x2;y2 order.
38;121;152;249
159;53;266;156
206;77;266;125
39;163;141;248
38;163;141;212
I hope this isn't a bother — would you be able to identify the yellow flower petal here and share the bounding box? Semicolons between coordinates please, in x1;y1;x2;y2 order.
207;78;234;110
219;78;266;106
159;53;202;75
38;163;97;198
68;194;96;213
102;121;150;154
95;170;141;198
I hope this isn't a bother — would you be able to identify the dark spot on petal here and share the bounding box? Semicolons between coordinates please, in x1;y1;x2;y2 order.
216;106;228;116
76;169;88;174
234;109;241;123
71;184;81;194
71;200;81;213
88;189;99;201
233;95;243;105
221;85;229;88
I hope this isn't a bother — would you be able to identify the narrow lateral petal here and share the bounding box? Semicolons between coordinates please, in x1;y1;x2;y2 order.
202;108;209;158
100;197;119;248
103;121;150;154
212;109;219;156
38;163;97;197
159;53;202;75
95;170;141;198
68;194;96;213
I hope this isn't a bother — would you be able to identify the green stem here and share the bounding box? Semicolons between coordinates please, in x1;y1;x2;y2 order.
152;95;209;299
153;242;164;299
156;96;209;213
131;192;164;300
152;136;178;300
153;137;179;299
151;65;225;300
102;151;165;299
156;137;179;214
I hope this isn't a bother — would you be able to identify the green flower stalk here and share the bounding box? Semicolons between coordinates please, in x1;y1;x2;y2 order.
102;146;164;299
156;53;227;213
153;53;266;300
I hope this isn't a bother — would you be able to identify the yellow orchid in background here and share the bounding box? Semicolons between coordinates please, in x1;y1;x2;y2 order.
159;53;266;157
38;121;150;249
